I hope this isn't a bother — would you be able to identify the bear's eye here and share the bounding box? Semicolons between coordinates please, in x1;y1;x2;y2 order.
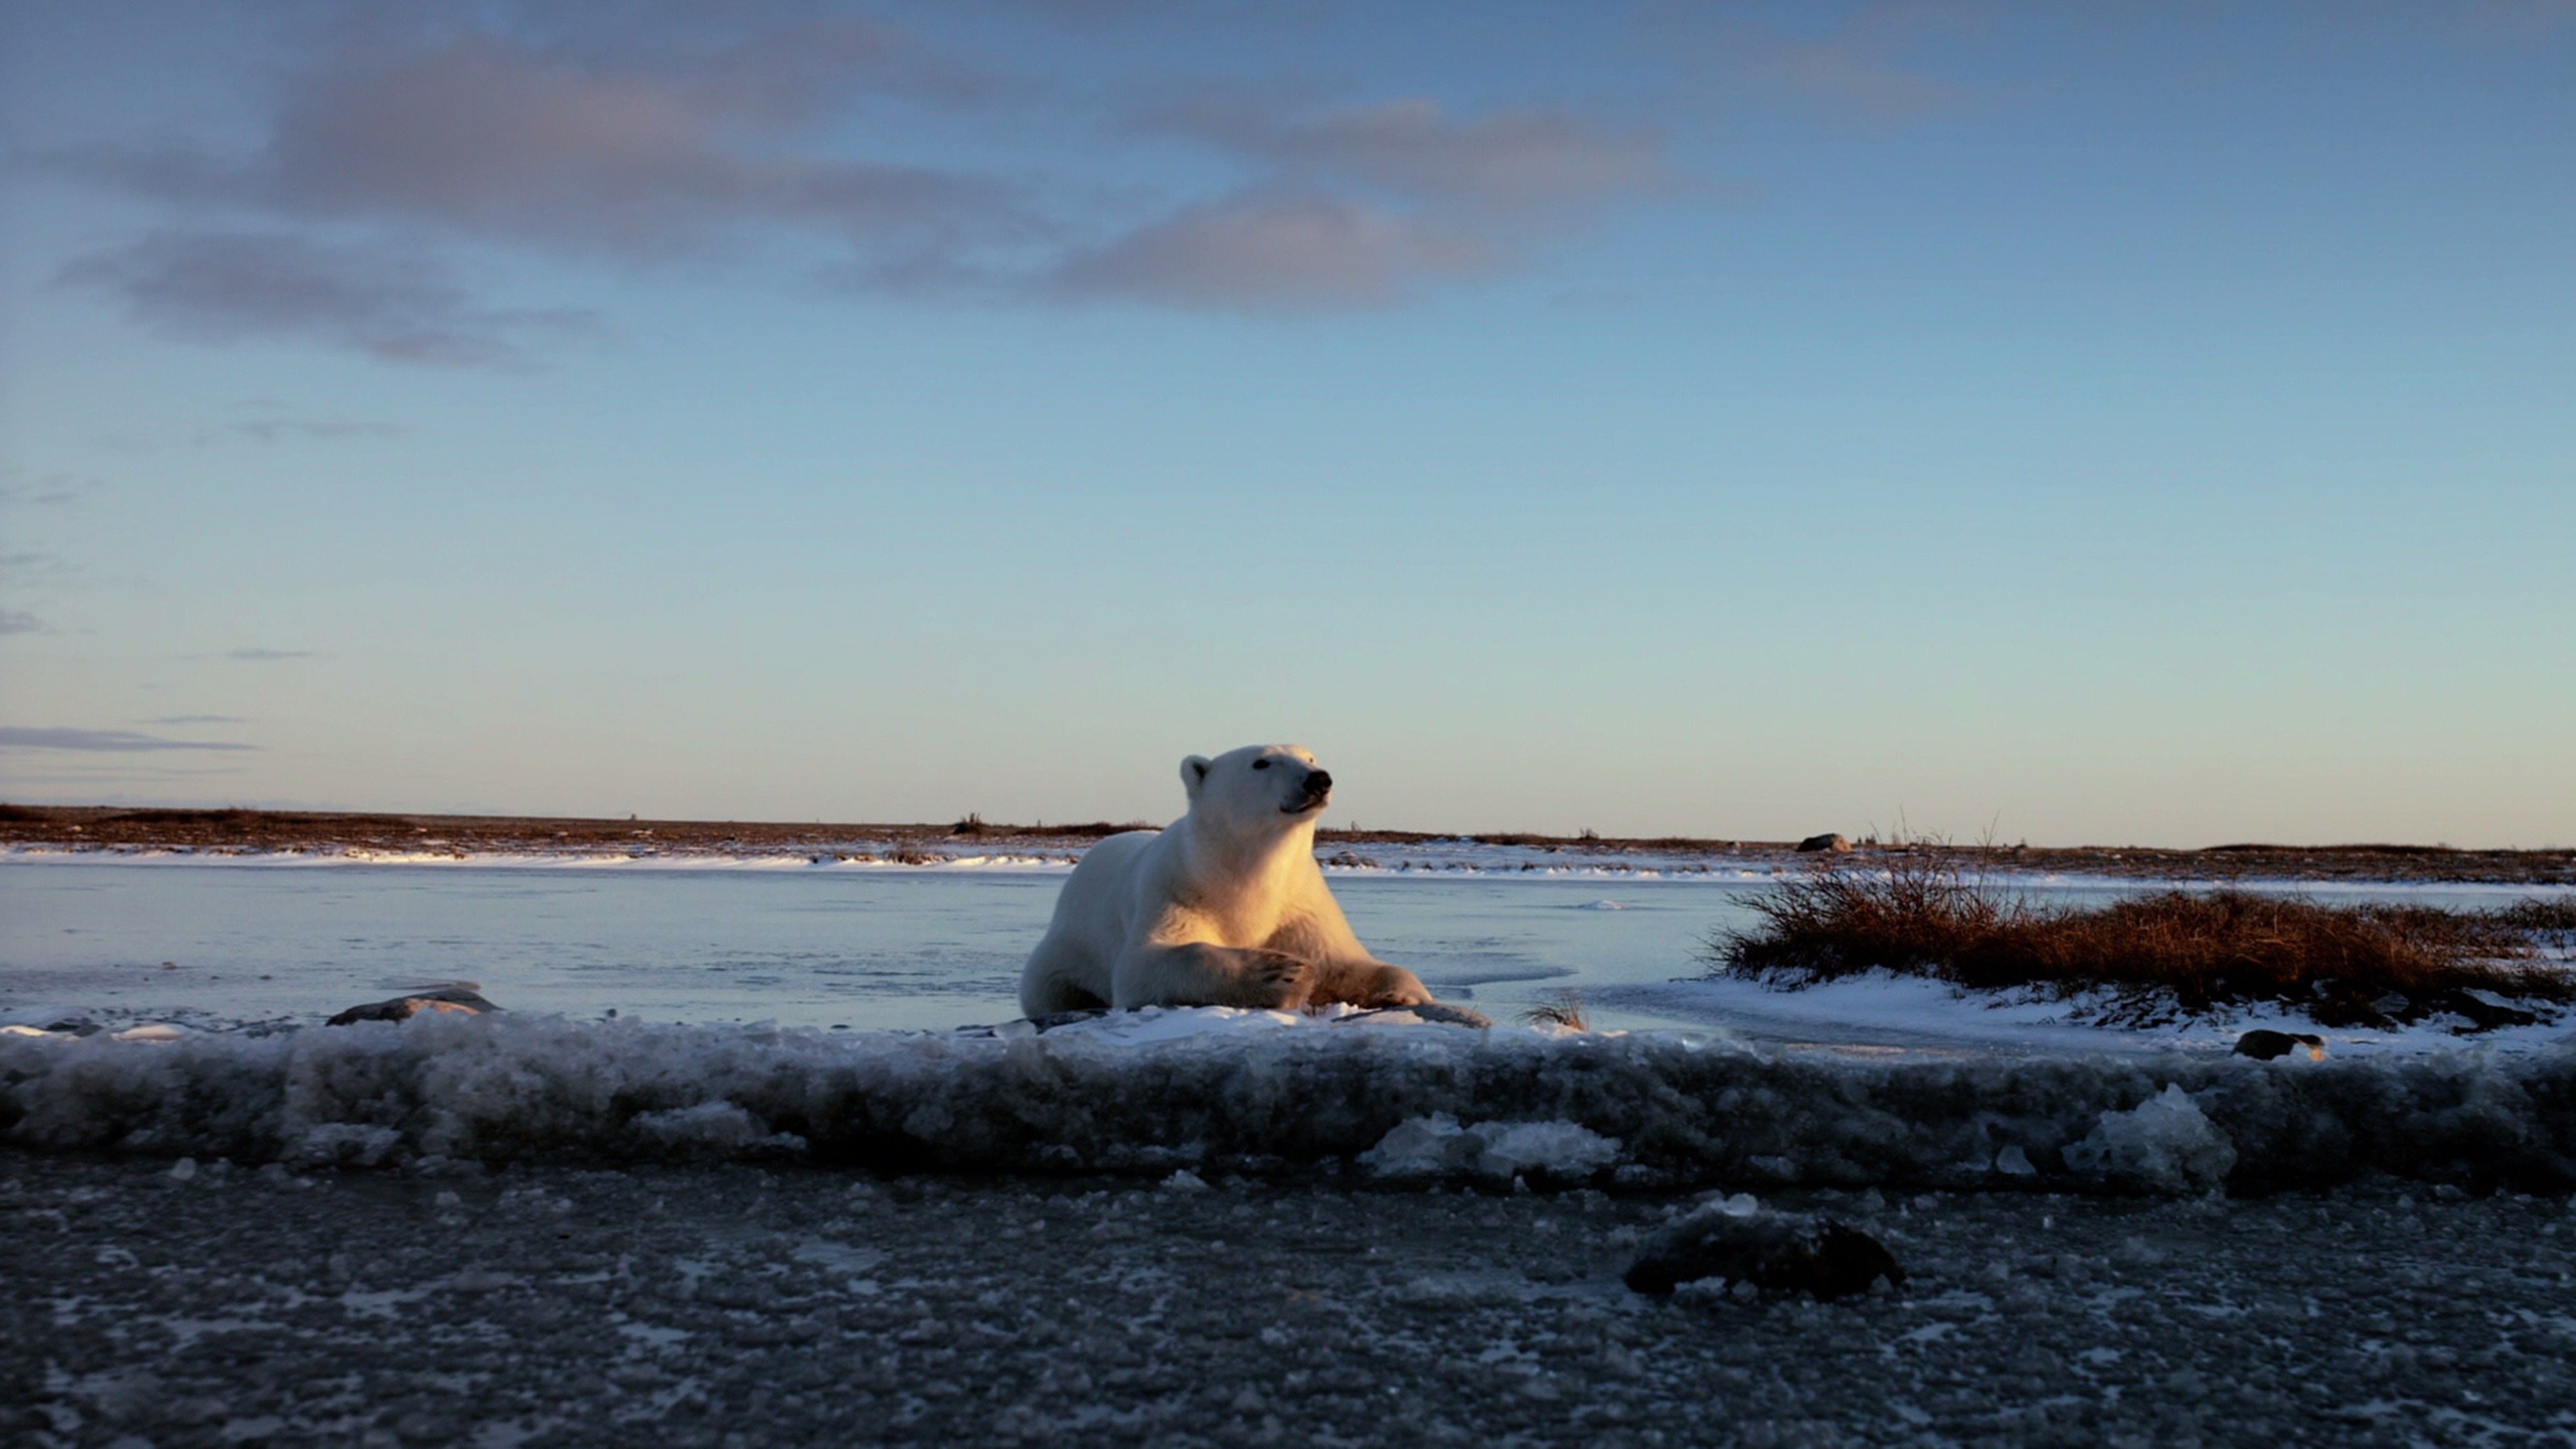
1252;759;1271;770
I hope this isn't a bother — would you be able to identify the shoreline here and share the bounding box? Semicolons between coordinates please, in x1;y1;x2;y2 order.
4;805;2571;885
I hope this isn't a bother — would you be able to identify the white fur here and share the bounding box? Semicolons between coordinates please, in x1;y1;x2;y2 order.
1019;744;1434;1016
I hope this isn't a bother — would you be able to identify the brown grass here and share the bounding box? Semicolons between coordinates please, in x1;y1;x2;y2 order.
1521;991;1591;1032
1709;852;2576;1028
2497;897;2576;937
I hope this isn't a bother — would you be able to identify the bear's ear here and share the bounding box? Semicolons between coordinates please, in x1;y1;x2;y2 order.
1181;755;1212;799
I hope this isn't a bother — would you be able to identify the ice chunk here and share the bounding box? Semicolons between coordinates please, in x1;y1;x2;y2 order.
2063;1083;2237;1193
633;1100;804;1154
1359;1114;1621;1183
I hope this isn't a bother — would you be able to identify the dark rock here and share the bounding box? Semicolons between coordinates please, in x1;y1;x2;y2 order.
2440;989;2540;1032
1625;1202;1904;1299
1794;833;1854;854
2233;1029;2325;1061
327;987;502;1026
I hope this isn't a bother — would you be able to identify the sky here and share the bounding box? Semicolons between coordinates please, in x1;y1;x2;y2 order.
2;1;2571;847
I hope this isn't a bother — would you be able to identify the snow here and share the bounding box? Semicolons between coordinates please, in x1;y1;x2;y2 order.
4;1010;2571;1195
1601;969;2576;1058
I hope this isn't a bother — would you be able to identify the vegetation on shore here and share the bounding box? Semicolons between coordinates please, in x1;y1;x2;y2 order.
1707;851;2576;1030
3;804;2572;886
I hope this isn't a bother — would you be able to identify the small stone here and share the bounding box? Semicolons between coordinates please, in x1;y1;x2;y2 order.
2233;1029;2325;1061
1625;1203;1904;1299
328;987;502;1026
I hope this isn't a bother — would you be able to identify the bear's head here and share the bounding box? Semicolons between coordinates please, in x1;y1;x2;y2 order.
1181;744;1334;833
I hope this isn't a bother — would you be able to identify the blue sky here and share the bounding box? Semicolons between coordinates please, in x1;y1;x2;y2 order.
3;1;2571;846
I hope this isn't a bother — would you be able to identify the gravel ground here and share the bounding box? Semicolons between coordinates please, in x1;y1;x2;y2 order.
7;1155;2575;1448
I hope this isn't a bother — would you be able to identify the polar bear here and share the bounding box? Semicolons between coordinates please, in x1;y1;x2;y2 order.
1018;744;1436;1016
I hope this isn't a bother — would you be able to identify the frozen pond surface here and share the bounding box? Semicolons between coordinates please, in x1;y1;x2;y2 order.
2;857;2567;1054
0;859;1766;1032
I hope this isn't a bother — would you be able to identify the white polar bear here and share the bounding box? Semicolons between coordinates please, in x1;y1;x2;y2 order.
1019;744;1435;1016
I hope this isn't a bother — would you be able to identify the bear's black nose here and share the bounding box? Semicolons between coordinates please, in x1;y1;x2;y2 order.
1303;770;1333;796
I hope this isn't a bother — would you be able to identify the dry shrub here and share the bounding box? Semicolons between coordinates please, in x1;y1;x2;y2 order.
1711;852;2575;1027
2497;897;2576;937
1521;991;1590;1032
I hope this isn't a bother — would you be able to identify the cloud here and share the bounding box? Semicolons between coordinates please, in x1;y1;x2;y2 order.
144;715;249;725
56;231;598;370
49;32;1027;266
228;647;313;661
1143;97;1678;215
211;418;407;444
0;478;92;509
0;610;40;635
0;727;256;753
1650;2;1968;124
1051;191;1499;312
1061;95;1678;311
39;7;1697;331
1766;42;1958;120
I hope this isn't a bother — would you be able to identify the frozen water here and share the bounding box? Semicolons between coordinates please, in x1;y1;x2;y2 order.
1357;1113;1623;1182
2061;1084;2238;1193
4;1010;2571;1195
6;855;2564;1051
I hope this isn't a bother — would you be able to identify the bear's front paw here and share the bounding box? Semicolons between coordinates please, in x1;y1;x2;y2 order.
1241;951;1318;1010
1356;965;1434;1008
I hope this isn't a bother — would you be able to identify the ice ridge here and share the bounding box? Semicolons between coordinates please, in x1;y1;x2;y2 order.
3;1014;2571;1194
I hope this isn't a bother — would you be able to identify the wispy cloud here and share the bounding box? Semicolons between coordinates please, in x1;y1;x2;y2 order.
143;714;249;725
0;610;41;635
1049;190;1498;313
39;5;1699;340
211;418;407;444
44;27;1032;266
1766;41;1959;120
228;647;313;661
1140;96;1678;215
0;477;94;509
0;727;257;753
1067;95;1680;311
57;231;601;370
1654;1;1971;124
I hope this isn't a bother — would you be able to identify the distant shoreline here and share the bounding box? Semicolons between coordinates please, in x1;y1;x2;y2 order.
1;804;2569;885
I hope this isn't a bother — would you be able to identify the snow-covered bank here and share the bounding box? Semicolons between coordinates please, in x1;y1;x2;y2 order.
1599;971;2576;1058
5;1013;2571;1195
